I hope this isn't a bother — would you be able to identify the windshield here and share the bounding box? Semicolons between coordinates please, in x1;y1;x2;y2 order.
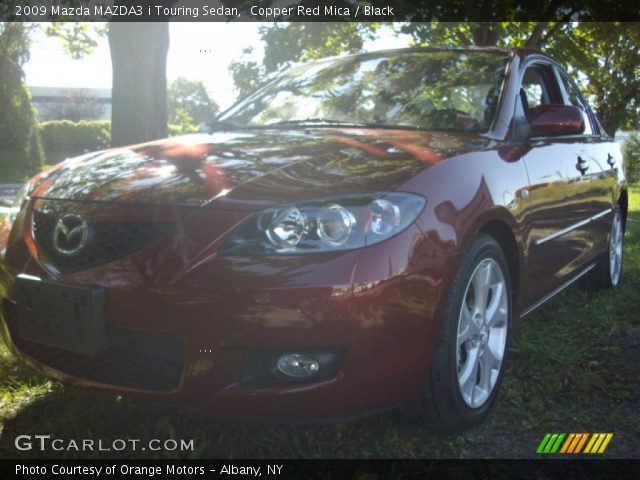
220;50;510;132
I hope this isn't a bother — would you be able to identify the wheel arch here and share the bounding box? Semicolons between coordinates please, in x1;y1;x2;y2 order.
477;218;520;310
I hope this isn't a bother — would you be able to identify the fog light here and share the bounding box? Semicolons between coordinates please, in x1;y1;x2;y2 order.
276;353;320;378
241;349;343;385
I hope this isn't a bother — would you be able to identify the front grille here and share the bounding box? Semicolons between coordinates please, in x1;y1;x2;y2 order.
32;209;175;273
8;316;185;392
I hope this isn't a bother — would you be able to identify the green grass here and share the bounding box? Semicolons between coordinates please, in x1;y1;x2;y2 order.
0;186;639;459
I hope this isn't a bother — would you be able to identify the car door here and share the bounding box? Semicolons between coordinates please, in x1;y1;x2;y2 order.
519;62;596;306
555;68;619;256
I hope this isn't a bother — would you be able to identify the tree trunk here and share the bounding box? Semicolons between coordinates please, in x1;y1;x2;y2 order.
598;110;622;138
108;22;169;147
471;24;499;46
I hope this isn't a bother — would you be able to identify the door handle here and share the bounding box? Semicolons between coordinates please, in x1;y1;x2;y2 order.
576;156;589;174
607;154;615;167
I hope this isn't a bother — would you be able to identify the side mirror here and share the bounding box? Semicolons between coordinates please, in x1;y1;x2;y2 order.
529;104;585;135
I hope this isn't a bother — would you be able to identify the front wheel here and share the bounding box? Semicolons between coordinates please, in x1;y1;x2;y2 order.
403;234;512;431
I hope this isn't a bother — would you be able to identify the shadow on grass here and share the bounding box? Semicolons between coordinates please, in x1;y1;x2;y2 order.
2;289;638;460
1;377;448;459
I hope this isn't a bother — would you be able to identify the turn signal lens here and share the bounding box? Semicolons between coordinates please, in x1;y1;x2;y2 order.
370;199;401;235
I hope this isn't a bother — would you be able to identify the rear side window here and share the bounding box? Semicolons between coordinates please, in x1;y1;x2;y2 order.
558;73;594;135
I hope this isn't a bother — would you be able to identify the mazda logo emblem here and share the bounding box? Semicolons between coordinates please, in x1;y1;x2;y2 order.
53;214;89;256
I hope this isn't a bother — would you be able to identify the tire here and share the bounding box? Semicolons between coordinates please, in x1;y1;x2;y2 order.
403;234;512;432
581;206;624;291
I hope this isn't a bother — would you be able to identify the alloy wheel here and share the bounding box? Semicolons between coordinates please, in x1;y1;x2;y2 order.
456;258;509;408
609;212;623;287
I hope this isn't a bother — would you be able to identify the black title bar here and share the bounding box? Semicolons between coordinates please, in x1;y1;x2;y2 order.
1;459;640;480
2;0;640;22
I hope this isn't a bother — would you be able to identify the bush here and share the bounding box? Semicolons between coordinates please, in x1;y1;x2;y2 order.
39;120;111;165
36;119;199;168
623;133;640;181
168;122;199;137
0;51;44;181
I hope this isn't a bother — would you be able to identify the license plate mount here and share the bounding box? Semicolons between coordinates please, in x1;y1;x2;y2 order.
15;274;107;356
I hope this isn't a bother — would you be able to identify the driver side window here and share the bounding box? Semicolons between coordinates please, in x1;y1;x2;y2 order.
521;68;551;111
520;64;563;118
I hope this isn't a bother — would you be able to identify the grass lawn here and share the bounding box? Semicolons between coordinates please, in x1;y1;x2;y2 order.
0;185;638;459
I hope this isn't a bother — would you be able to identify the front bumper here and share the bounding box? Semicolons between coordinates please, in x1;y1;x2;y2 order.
0;211;458;420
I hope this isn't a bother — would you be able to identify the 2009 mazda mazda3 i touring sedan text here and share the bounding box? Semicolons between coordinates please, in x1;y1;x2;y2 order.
0;48;627;431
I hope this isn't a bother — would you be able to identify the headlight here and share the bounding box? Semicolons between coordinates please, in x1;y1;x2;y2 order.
316;204;356;247
7;182;30;226
221;192;426;255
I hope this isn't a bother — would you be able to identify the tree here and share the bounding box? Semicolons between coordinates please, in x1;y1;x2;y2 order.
45;23;106;59
229;49;263;98
230;23;379;97
402;22;640;135
0;22;44;180
545;23;640;135
168;77;219;128
46;21;172;146
622;133;640;180
108;22;170;146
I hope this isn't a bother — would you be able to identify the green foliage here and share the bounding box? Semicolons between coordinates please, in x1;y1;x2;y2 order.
0;21;33;65
0;23;44;182
544;23;640;135
229;52;263;98
38;119;202;167
168;123;199;137
168;77;219;128
401;22;568;49
623;133;640;180
230;23;379;98
404;22;640;135
44;23;104;60
26;123;45;170
39;120;110;165
260;23;378;72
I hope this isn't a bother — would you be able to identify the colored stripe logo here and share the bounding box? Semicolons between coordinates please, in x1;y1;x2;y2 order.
536;433;613;454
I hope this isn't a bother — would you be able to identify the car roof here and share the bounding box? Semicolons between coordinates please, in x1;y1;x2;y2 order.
314;46;550;64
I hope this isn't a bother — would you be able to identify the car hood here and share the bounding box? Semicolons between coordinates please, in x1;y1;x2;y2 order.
32;129;492;210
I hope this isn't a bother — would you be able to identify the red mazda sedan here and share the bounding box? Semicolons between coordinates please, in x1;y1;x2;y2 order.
0;48;627;431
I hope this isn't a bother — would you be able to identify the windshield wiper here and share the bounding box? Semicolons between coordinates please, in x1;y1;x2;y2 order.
258;118;424;130
259;118;369;128
212;118;425;131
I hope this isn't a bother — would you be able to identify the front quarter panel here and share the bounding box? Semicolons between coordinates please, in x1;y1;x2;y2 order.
399;144;531;313
401;145;530;255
